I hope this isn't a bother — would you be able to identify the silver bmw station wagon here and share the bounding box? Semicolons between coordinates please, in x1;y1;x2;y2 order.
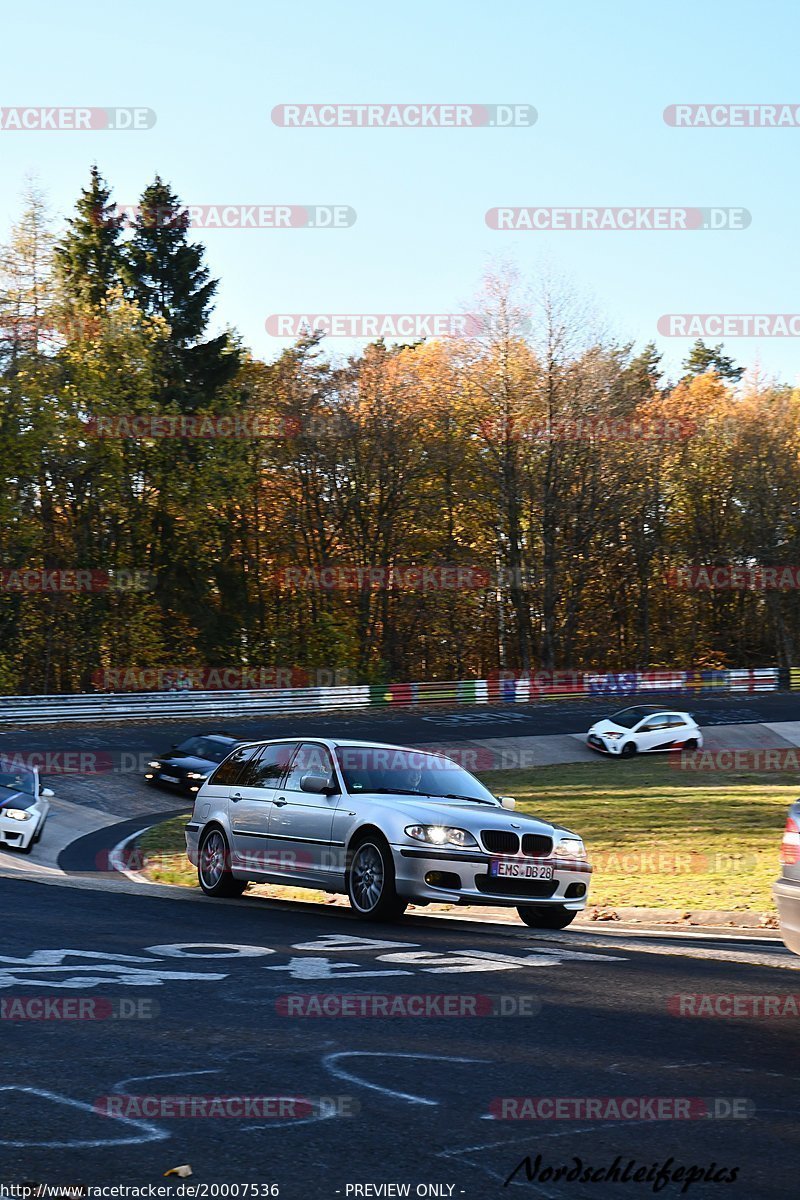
185;738;592;925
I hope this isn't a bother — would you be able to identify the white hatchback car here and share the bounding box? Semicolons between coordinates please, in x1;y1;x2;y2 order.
0;760;53;853
587;705;703;758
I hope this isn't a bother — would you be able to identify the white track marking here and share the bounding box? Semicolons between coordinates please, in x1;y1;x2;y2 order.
323;1051;487;1107
290;934;419;952
109;827;156;884
146;943;275;958
263;956;413;979
0;1086;167;1148
111;1069;220;1094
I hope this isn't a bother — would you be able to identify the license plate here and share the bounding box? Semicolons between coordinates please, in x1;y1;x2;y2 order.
490;860;553;880
161;774;180;784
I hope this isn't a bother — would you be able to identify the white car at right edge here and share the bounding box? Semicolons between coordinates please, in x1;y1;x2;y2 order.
587;705;703;758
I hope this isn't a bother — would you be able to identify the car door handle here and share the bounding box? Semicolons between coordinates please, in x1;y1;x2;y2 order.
230;792;242;802
274;797;287;807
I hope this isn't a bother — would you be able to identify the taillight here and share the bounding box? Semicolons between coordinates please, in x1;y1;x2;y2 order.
780;817;800;865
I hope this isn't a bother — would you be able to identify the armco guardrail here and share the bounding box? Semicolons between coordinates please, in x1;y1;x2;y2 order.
0;667;785;726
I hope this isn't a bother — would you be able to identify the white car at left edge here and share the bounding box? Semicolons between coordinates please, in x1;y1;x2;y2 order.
0;759;53;853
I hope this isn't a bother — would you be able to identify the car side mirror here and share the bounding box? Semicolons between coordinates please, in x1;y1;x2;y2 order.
300;772;337;795
40;786;55;798
498;796;516;810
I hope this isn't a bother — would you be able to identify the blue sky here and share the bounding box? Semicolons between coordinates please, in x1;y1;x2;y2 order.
3;0;799;382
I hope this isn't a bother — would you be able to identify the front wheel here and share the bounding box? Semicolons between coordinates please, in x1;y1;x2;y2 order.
198;827;246;898
347;837;408;921
517;904;577;930
620;741;637;758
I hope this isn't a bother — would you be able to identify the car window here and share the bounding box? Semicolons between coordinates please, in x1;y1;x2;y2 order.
0;763;36;795
194;738;237;762
176;736;204;756
666;714;687;728
238;742;297;788
611;706;660;729
638;714;668;731
208;745;260;787
281;743;336;792
335;745;495;803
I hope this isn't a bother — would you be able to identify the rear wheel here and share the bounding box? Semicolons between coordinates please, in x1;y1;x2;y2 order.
682;738;699;752
620;741;637;758
347;836;408;921
517;904;577;930
198;827;246;897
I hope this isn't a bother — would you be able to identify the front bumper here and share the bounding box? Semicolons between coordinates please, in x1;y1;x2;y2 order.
587;733;622;755
145;770;202;794
393;846;592;908
773;877;800;955
0;812;40;850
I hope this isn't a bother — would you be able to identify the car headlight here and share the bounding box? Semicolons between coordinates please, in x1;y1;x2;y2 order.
603;732;622;740
554;837;587;860
187;772;207;780
148;761;162;769
405;824;478;848
3;808;33;821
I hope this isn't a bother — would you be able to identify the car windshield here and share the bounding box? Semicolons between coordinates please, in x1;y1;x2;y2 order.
335;746;496;804
609;706;661;729
176;737;235;762
0;760;37;796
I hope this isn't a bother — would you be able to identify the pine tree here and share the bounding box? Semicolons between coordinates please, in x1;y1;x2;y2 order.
54;165;125;308
682;339;744;383
122;176;238;404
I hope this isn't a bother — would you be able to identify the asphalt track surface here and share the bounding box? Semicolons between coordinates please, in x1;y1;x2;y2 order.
3;690;800;758
1;876;797;1197
3;694;800;1195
